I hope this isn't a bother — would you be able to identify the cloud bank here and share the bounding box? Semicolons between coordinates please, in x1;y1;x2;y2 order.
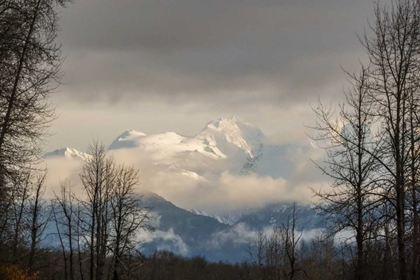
42;140;328;214
57;0;381;108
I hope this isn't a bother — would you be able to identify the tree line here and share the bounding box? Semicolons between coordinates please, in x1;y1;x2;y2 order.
0;209;402;280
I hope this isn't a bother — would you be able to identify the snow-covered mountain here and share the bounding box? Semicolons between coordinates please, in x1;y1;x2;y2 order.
105;116;292;178
46;116;296;180
42;117;325;262
109;116;263;159
43;116;308;218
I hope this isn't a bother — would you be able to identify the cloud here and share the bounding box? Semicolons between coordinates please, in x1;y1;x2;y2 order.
108;145;327;213
208;223;258;250
42;138;330;214
138;227;189;256
40;158;84;199
46;0;396;164
56;0;380;108
144;169;288;206
208;223;327;252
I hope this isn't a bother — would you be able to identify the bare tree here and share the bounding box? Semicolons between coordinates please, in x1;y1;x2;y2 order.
0;0;72;199
10;172;32;261
77;141;151;280
359;1;420;279
75;203;86;280
310;67;382;280
308;1;420;279
405;82;420;279
52;180;77;280
0;169;51;270
27;171;49;273
282;204;304;280
248;205;306;280
79;141;115;280
0;0;71;267
109;165;151;280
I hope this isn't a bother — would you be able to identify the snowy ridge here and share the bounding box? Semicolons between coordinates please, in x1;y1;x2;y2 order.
109;129;226;160
108;116;265;166
189;209;252;226
44;116;297;185
196;116;264;159
43;147;92;161
108;129;147;149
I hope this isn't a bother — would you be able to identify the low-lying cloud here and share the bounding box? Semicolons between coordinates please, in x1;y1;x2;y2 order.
144;171;309;213
41;141;328;214
208;223;327;252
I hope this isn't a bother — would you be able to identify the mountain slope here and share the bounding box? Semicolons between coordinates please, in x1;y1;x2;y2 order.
141;193;326;262
141;192;249;262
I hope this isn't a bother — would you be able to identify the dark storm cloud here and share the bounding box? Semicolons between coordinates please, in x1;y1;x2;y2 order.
58;0;386;107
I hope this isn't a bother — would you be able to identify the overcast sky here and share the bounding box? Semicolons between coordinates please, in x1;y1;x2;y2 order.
48;0;388;151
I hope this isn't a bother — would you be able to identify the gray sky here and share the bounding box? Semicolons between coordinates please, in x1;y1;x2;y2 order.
49;0;386;151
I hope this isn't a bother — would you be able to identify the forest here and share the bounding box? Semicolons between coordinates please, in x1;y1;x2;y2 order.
2;0;420;280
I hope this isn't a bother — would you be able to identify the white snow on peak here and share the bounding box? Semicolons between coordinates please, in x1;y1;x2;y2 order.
43;117;295;184
122;129;147;138
107;117;265;164
109;130;185;150
197;116;265;158
108;129;147;149
44;147;92;161
138;132;186;146
109;127;227;160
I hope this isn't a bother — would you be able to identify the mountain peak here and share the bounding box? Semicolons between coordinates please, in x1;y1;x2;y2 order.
108;129;147;150
141;191;168;203
205;116;244;129
119;129;147;139
198;117;265;158
91;117;265;162
44;147;91;161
